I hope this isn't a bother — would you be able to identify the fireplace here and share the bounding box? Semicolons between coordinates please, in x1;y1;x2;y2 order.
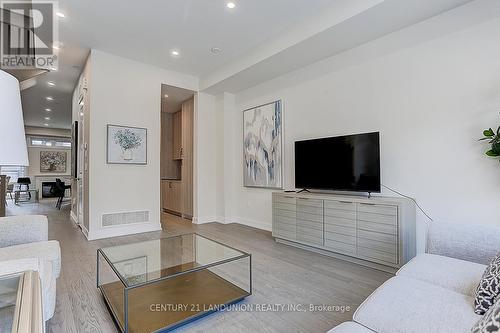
42;182;57;198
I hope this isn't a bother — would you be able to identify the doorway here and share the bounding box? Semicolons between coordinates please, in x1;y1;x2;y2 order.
160;85;195;222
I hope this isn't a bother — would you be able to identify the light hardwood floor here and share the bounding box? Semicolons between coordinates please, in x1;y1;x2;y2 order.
6;201;391;333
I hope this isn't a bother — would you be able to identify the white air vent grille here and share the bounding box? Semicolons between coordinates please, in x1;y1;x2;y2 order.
102;211;150;227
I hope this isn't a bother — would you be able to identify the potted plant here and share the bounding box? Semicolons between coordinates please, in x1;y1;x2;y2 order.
479;126;500;160
114;129;142;160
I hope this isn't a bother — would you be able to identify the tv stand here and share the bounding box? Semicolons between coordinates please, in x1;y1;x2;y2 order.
296;189;310;194
272;191;416;273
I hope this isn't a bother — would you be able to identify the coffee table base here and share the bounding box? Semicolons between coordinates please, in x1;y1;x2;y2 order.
101;269;250;333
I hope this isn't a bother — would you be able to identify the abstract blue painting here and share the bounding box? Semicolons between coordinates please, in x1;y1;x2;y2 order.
243;100;283;189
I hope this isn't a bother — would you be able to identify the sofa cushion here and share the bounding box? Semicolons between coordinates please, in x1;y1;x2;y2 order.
0;240;61;278
474;252;500;315
472;299;500;333
327;322;374;333
397;253;486;296
354;276;481;333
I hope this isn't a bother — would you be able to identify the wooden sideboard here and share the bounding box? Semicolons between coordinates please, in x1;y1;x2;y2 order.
272;192;416;273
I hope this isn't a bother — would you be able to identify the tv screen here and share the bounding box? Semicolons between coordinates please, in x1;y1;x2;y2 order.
295;132;380;192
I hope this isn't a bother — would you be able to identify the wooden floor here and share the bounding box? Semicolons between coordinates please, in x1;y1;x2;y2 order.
6;200;391;333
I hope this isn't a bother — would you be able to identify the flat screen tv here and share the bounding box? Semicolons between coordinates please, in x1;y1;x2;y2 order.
295;132;380;193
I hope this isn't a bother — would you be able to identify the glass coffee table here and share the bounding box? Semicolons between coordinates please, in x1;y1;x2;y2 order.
97;233;252;333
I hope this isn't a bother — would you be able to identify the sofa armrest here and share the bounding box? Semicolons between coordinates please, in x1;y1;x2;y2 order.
0;258;41;277
0;215;48;247
426;222;500;265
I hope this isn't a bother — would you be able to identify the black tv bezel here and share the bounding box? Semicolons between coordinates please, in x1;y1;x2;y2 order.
294;132;381;193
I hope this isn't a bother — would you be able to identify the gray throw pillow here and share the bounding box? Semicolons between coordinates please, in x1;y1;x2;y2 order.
472;299;500;333
474;253;500;315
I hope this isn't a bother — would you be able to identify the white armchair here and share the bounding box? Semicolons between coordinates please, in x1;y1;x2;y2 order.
0;215;61;321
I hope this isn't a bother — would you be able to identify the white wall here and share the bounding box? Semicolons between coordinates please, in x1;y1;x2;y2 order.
193;92;218;224
87;49;198;240
219;15;500;251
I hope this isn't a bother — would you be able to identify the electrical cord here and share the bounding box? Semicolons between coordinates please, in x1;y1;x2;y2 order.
381;184;434;222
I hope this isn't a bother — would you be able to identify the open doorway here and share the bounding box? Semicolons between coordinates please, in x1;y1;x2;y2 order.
160;84;195;222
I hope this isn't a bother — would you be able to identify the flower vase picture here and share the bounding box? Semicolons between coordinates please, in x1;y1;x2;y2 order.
107;125;147;164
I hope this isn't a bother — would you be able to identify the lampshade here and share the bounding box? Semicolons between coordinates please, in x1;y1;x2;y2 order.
0;70;29;166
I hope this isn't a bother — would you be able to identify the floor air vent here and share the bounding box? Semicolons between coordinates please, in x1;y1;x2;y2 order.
102;211;150;227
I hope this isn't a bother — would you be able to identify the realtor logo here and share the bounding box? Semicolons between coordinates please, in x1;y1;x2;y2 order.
0;0;58;70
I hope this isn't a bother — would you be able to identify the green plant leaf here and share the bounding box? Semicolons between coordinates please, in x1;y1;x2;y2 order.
485;149;500;157
479;137;490;141
483;128;495;137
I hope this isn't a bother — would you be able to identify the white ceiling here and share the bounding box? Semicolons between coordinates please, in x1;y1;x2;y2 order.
20;0;479;129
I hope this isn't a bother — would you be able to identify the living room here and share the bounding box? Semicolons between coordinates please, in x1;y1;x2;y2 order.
1;0;500;332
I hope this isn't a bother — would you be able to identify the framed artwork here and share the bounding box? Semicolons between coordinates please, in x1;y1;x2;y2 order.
113;256;148;285
243;100;283;189
107;125;147;165
40;151;67;173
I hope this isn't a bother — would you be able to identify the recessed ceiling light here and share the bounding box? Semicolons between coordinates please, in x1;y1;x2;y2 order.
56;12;65;18
44;108;52;112
47;81;55;86
44;123;49;127
44;117;51;120
210;47;222;54
171;50;180;57
46;96;54;101
164;94;169;98
226;2;236;9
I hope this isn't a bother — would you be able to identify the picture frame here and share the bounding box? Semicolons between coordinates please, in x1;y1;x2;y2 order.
243;100;283;189
40;151;67;173
107;124;147;165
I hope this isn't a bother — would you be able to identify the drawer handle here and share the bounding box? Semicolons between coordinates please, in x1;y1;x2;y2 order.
283;196;294;199
360;203;376;206
338;201;352;204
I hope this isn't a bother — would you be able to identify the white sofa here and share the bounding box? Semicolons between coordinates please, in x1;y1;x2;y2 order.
329;221;500;333
0;215;61;321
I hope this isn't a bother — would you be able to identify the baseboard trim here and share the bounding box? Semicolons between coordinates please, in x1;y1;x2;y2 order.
193;216;217;224
231;217;272;232
70;210;78;224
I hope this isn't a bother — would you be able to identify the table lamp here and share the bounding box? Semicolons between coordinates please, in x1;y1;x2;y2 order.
0;70;29;216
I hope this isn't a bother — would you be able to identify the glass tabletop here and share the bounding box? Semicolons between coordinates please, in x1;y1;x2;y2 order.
99;233;249;287
0;274;21;332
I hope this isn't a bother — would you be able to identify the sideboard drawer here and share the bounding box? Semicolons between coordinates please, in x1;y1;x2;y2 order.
358;237;397;255
324;224;356;237
324;200;355;211
297;198;323;208
358;246;398;265
357;203;397;216
274;209;296;219
358;220;397;235
324;208;356;220
357;229;397;244
273;194;296;205
274;202;297;212
324;239;356;256
324;216;356;228
325;231;356;245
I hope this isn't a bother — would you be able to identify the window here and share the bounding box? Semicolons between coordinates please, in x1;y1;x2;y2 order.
28;136;71;148
0;166;26;183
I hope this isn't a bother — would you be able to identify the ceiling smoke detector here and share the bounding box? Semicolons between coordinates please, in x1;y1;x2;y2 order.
210;47;222;54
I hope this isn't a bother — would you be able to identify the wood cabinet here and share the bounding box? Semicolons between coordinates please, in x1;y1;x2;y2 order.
162;180;181;213
180;98;194;217
272;192;416;273
172;111;182;160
